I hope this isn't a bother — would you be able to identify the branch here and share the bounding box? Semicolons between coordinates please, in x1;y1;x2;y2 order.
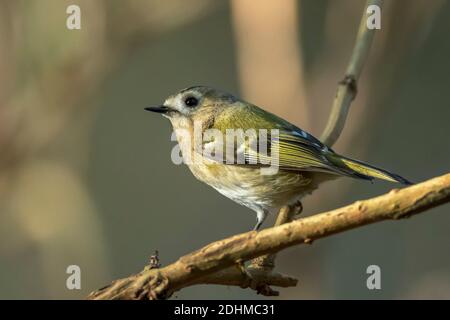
251;0;384;287
246;200;302;290
88;173;450;300
320;0;383;146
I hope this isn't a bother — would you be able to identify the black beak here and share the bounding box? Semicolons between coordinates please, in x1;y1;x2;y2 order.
144;105;169;114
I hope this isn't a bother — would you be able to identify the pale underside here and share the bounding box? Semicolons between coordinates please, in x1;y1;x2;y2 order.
188;157;336;214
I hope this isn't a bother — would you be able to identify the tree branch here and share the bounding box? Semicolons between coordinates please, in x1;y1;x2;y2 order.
88;172;450;300
320;0;383;146
250;0;384;288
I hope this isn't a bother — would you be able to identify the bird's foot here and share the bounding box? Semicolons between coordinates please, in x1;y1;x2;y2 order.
290;200;303;219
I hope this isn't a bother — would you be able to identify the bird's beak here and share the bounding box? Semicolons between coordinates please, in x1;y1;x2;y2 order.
144;105;169;114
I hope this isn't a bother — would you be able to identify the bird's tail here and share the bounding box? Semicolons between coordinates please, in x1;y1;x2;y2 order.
329;154;412;185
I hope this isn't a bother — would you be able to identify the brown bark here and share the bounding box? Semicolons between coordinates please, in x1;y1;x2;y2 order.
88;173;450;300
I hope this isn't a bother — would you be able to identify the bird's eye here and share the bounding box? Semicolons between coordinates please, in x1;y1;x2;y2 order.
184;96;198;107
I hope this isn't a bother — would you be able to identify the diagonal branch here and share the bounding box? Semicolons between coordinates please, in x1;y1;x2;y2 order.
320;0;383;146
251;0;384;286
88;172;450;300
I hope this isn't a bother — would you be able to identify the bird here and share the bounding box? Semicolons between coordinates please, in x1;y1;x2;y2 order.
145;86;411;231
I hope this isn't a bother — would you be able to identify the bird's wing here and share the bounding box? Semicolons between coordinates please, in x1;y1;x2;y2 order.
200;103;348;175
252;130;336;172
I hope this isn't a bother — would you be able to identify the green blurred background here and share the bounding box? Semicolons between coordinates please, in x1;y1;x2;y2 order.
0;0;449;299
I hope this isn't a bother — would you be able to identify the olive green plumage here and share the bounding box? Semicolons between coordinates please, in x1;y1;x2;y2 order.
146;86;411;230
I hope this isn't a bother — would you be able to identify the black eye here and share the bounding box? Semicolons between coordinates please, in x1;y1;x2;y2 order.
184;96;198;107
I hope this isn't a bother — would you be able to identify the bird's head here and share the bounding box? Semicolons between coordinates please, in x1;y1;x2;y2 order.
145;86;237;129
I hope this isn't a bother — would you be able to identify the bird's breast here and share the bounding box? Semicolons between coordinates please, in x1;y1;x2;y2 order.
186;157;316;211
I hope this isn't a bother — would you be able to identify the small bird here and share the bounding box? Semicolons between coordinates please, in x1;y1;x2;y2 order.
146;86;411;230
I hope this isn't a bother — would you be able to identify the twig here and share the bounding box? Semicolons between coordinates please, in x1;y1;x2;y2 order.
320;0;383;146
88;173;450;300
247;202;302;281
189;266;298;296
251;0;384;289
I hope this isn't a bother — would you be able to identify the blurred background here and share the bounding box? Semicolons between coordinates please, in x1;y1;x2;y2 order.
0;0;449;299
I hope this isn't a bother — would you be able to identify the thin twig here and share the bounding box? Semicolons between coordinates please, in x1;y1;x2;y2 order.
320;0;383;146
88;173;450;300
254;0;384;288
248;202;302;272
